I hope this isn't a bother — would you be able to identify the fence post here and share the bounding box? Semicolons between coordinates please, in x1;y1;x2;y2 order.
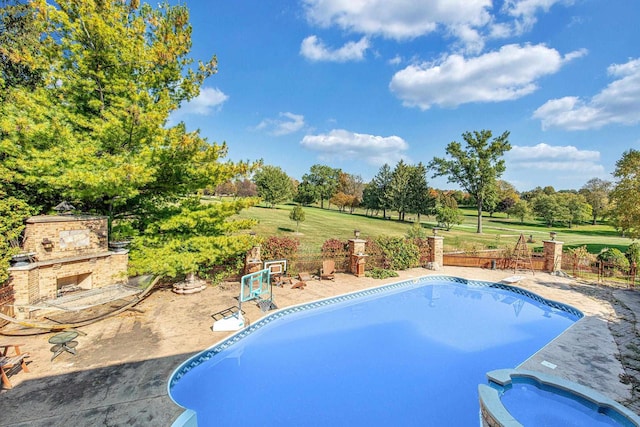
543;238;563;273
426;235;444;269
348;238;367;277
244;245;262;275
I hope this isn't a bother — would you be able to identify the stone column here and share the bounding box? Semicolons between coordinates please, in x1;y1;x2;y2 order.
543;239;563;273
109;252;129;283
426;236;444;269
244;245;262;275
8;265;38;320
348;239;367;277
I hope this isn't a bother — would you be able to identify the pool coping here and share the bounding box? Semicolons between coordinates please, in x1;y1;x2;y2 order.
168;274;583;392
479;369;640;427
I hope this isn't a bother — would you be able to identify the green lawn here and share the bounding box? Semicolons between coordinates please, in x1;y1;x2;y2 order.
232;201;634;254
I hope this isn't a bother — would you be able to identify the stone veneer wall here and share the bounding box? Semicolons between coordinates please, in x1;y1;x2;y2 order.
348;239;367;276
8;215;128;320
427;236;444;266
543;240;563;272
10;253;128;319
479;399;502;427
22;215;108;261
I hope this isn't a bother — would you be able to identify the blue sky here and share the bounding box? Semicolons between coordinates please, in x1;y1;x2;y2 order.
170;0;640;191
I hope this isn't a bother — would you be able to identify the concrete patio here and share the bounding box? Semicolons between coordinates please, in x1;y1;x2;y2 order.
0;266;638;426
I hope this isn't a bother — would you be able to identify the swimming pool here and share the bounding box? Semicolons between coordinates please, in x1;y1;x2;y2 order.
479;369;640;426
169;275;583;426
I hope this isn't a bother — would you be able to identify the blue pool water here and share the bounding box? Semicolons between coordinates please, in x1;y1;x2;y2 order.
501;381;630;426
482;370;640;426
169;276;582;426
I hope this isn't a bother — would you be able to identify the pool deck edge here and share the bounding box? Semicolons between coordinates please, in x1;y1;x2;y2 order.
0;266;637;426
481;369;640;427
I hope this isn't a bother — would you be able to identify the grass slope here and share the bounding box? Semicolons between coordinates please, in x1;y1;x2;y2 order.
233;202;633;254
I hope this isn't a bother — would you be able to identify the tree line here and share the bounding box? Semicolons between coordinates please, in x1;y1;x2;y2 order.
2;1;639;284
232;138;639;239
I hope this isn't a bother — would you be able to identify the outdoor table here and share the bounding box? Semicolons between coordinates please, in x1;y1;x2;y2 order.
48;331;79;361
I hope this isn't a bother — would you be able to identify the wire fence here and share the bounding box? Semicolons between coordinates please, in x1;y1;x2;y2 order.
561;255;637;288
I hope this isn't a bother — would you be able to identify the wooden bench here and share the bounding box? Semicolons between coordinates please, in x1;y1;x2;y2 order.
0;344;30;389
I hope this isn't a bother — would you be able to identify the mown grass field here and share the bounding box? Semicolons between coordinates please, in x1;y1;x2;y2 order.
232;201;633;254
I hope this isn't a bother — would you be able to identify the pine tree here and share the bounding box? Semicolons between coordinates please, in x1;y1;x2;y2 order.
0;1;258;279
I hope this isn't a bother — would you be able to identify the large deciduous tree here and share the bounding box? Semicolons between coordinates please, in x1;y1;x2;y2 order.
235;179;258;198
0;0;45;98
336;172;364;213
485;179;519;217
531;194;568;227
580;178;612;225
507;199;531;224
0;0;258;279
253;165;293;207
0;196;34;282
557;192;592;228
300;164;340;209
293;181;317;206
429;130;511;233
610;149;640;238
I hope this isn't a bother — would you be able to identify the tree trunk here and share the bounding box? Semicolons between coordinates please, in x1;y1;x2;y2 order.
476;200;483;233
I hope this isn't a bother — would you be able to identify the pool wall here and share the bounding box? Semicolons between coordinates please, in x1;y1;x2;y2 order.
167;275;584;426
478;369;640;427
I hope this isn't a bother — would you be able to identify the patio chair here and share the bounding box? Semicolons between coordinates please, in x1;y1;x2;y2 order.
320;260;335;281
0;344;30;389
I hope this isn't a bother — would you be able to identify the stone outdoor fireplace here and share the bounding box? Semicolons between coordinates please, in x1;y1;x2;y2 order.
8;215;128;320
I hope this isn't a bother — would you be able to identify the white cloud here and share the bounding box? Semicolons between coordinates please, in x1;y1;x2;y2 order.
448;24;485;54
488;22;512;39
301;129;408;166
177;87;229;116
388;55;403;66
506;143;603;173
303;0;491;42
300;35;370;62
167;87;229;125
533;58;640;130
389;44;583;110
502;0;572;34
255;112;306;136
302;0;575;54
505;0;570;17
